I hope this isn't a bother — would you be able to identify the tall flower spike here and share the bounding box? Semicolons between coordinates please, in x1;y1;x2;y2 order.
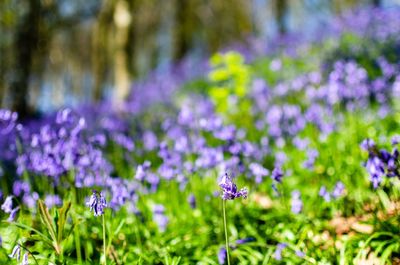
218;173;247;200
86;190;107;217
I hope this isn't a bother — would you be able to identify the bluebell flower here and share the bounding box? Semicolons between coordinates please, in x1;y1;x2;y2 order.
187;194;196;209
319;186;331;202
22;252;29;265
45;194;62;209
291;190;303;214
391;135;400;146
274;243;287;261
1;196;13;213
8;206;19;222
332;181;345;198
361;138;376;152
218;173;248;200
271;167;284;183
249;163;269;183
218;247;227;264
9;244;21;261
86;191;107;217
153;204;169;232
235;237;255;245
295;250;305;258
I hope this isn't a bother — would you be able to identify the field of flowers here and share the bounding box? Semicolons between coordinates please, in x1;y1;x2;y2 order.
2;6;400;265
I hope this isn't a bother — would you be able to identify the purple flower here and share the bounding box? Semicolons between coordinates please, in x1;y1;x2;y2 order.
218;247;227;264
295;250;305;258
153;204;169;232
361;138;376;152
86;191;107;217
392;135;400;146
274;243;287;261
271;167;284;183
0;109;18;135
187;194;196;209
22;252;29;265
332;181;345;198
319;186;331;202
8;206;19;222
249;163;269;183
45;194;62;209
112;133;135;151
235;237;255;245
13;181;30;197
291;190;303;214
1;196;13;213
9;244;21;261
366;156;385;188
218;173;248;200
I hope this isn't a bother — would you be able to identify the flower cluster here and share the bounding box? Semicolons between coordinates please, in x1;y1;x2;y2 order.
361;138;400;188
319;181;345;202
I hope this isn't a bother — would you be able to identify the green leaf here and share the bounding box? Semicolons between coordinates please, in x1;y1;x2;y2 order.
56;201;71;244
8;221;53;248
38;200;58;251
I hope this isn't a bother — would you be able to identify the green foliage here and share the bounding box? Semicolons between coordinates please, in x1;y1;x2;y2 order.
208;51;251;115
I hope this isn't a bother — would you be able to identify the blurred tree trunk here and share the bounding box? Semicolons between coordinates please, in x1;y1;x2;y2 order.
173;0;193;61
92;0;116;102
0;82;3;107
372;0;381;7
113;0;131;104
273;0;287;35
10;0;40;118
202;0;252;53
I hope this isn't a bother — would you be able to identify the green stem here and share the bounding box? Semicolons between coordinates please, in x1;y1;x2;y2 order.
222;200;231;265
134;215;143;251
72;186;82;264
19;244;40;265
102;214;107;265
74;225;82;263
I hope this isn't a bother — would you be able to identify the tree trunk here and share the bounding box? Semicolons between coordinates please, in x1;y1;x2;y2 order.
173;0;192;61
92;0;116;102
372;0;381;7
10;0;41;118
113;0;131;104
274;0;287;35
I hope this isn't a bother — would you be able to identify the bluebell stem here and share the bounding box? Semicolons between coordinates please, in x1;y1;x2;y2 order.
218;173;247;265
86;190;107;265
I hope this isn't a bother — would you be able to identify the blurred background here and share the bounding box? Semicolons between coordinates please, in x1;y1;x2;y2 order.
0;0;398;117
